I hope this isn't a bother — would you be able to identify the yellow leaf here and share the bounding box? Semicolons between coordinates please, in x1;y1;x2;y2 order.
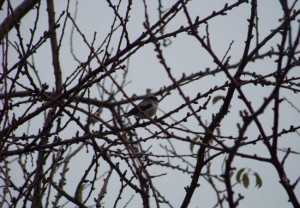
212;95;224;105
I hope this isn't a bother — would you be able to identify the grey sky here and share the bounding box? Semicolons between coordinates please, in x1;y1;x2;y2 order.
1;0;300;207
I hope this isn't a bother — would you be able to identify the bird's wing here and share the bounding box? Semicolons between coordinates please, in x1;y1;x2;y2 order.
125;103;152;117
139;103;152;111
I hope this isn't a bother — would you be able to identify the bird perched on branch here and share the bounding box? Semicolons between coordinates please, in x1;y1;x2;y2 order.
124;96;159;119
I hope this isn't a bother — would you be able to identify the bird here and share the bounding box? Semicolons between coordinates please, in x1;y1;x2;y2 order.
124;96;159;119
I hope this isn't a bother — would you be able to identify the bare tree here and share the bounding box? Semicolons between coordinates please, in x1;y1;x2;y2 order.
1;0;300;208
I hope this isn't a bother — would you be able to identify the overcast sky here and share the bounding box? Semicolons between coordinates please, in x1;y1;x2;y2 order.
2;0;300;207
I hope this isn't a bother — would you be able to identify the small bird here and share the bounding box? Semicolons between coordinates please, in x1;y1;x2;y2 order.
124;96;159;119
